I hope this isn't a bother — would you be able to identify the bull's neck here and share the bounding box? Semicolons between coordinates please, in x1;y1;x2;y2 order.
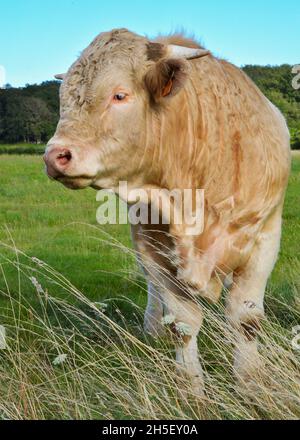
147;92;211;191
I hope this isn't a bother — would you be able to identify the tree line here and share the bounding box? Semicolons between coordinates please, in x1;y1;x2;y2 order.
243;64;300;149
0;64;299;148
0;81;59;144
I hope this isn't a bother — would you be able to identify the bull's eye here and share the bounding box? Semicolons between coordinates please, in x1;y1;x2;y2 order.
113;93;127;102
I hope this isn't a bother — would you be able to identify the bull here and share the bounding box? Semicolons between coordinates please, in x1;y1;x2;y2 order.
44;28;291;395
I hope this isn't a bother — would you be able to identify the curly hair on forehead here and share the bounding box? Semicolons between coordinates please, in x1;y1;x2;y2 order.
62;29;150;109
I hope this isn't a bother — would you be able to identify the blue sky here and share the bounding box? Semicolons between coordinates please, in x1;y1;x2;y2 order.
1;0;299;87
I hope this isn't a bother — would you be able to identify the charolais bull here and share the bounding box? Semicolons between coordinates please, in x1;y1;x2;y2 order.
44;28;291;395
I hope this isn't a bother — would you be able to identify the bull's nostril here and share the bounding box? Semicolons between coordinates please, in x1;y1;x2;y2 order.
56;149;72;166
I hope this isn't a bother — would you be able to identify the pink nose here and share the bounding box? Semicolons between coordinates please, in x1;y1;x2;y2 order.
44;147;73;178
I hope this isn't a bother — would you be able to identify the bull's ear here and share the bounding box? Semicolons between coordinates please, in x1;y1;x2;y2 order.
144;58;188;102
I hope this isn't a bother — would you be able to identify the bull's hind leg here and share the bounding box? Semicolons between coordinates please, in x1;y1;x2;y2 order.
226;209;282;381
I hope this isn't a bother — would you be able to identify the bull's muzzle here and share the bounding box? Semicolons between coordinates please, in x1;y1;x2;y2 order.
44;147;73;179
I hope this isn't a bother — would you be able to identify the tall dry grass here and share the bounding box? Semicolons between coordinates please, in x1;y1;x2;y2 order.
0;233;299;420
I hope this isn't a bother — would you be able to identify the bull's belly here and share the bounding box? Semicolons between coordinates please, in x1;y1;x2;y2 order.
176;247;250;299
175;225;256;288
132;221;258;303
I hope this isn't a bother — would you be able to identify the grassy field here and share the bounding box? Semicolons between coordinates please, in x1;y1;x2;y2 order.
0;153;299;419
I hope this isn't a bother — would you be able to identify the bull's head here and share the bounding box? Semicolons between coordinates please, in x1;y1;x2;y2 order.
44;28;209;190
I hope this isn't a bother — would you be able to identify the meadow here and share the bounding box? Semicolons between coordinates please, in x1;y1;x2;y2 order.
0;152;299;420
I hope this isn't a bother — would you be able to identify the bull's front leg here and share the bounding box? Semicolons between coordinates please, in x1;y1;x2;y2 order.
161;290;205;397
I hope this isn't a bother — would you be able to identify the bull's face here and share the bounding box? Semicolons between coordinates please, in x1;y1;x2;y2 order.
44;29;209;190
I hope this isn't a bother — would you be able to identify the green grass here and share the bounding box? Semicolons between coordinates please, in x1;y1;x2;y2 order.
0;153;299;419
0;154;299;313
0;154;142;303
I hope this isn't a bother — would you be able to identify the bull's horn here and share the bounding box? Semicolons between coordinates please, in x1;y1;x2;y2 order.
168;45;210;60
54;73;66;80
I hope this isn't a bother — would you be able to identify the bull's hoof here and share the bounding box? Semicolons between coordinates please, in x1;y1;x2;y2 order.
175;368;206;401
233;342;264;384
190;375;206;400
